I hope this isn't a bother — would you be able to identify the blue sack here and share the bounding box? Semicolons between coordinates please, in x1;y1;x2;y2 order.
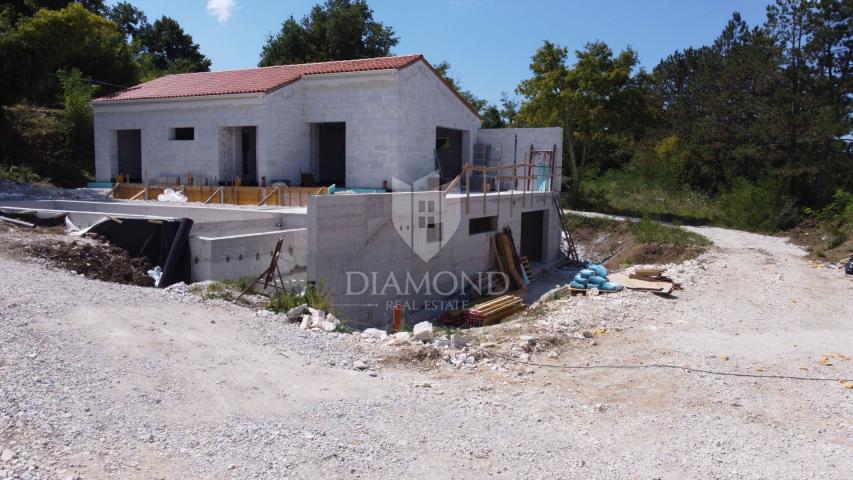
573;273;588;285
600;282;623;292
589;264;608;277
570;280;587;289
588;275;607;285
578;269;594;278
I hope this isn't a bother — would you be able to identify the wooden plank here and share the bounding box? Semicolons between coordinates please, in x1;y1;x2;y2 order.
609;273;673;294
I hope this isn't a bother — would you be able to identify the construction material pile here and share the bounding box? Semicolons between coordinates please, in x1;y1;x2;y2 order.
464;294;525;327
569;264;622;292
491;227;529;291
609;268;680;294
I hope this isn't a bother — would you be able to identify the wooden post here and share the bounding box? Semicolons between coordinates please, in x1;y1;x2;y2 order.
482;165;487;215
465;164;471;214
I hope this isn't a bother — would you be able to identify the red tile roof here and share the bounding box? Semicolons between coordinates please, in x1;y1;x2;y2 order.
93;55;424;103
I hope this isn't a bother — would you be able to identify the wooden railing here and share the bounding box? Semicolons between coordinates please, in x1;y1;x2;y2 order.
112;183;328;207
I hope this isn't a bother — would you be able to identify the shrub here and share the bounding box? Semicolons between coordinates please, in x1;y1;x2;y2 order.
808;189;853;249
718;178;799;232
267;283;331;314
0;164;45;184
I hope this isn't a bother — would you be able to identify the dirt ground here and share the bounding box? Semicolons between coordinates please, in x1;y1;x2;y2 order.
1;221;852;479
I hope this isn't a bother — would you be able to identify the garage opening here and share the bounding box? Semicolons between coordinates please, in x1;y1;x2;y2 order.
435;127;463;184
316;122;346;187
520;210;545;262
116;129;141;182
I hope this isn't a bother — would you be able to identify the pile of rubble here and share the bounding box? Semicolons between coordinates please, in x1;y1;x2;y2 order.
284;304;341;332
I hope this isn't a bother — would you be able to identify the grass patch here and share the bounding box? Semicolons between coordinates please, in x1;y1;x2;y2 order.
575;170;720;225
564;213;710;268
631;218;710;247
267;283;331;314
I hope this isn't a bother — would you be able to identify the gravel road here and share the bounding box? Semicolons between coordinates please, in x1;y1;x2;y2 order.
1;221;851;479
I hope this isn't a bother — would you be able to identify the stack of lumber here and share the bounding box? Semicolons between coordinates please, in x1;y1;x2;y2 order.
465;294;525;327
491;227;528;291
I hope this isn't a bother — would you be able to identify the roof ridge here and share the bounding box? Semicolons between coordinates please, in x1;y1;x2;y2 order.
166;54;424;77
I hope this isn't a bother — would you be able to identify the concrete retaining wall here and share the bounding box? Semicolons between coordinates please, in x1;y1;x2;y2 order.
307;191;560;328
190;228;307;282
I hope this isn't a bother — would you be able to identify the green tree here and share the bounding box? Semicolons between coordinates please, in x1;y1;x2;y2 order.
137;16;211;78
516;41;649;199
0;3;138;105
260;0;398;66
767;0;853;204
106;1;148;41
58;68;94;174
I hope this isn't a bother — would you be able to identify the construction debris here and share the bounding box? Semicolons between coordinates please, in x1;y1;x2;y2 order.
609;268;681;294
492;227;528;290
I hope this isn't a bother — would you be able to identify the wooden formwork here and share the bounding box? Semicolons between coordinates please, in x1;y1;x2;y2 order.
112;184;328;207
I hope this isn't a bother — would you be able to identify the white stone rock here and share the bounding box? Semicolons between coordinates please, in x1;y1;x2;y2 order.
0;448;14;463
164;281;188;294
286;303;308;318
319;320;338;332
361;328;388;340
353;360;368;370
450;333;469;348
299;314;311;330
387;331;412;345
309;309;326;329
412;321;434;342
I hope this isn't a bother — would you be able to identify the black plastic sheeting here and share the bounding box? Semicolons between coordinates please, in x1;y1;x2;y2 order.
846;255;853;275
85;217;194;287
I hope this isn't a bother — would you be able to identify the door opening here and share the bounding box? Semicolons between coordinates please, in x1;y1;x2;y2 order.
435;127;463;184
116;129;142;182
520;210;545;262
317;122;346;187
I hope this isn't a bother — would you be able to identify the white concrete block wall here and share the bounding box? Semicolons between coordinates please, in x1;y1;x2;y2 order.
396;62;482;185
93;95;269;183
308;191;560;327
476;127;564;192
301;71;404;188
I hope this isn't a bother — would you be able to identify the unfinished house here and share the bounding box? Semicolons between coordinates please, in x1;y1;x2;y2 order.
2;55;565;327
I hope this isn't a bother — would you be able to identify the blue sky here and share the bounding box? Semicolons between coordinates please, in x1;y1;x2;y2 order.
119;0;774;104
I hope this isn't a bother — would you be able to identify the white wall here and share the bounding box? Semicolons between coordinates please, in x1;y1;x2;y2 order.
93;60;483;189
93;95;271;184
307;191;561;328
396;61;482;186
476;127;564;192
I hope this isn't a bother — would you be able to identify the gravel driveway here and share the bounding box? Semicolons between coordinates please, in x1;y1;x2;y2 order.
1;222;851;479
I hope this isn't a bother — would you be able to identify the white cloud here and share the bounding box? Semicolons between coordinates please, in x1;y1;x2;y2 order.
207;0;236;23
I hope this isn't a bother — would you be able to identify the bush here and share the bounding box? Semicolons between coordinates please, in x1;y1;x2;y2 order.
0;164;45;184
718;178;800;232
808;189;853;249
267;283;331;314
